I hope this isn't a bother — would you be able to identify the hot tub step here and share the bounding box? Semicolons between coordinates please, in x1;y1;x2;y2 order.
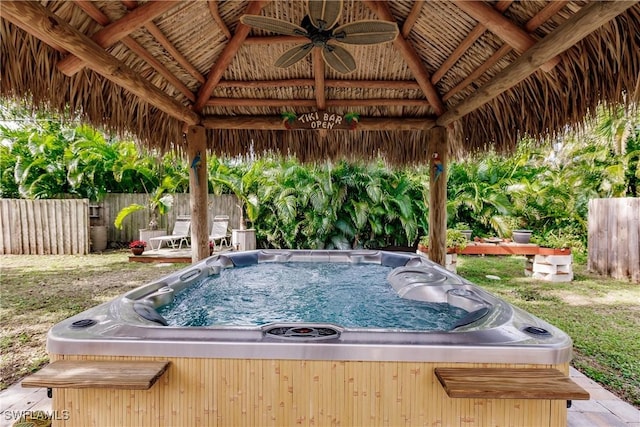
21;360;170;390
434;367;589;400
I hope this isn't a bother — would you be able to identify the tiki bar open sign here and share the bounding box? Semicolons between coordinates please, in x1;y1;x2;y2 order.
282;111;359;130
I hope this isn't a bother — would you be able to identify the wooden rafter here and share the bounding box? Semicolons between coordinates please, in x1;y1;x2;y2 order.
202;116;436;131
194;1;267;112
443;1;569;102
204;98;430;108
364;0;446;116
401;1;424;38
453;0;559;72
56;1;178;76
206;99;316;108
122;0;206;84
215;79;421;90
436;1;638;127
432;0;513;84
0;1;200;125
73;1;195;101
526;0;570;30
208;1;232;39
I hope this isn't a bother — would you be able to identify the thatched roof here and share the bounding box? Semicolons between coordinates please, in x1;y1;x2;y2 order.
1;1;639;164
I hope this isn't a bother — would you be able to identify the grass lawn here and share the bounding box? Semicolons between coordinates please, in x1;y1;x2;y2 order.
457;255;640;408
1;251;638;409
0;252;188;390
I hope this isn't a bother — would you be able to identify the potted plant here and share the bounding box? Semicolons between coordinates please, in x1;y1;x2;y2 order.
512;229;533;244
129;240;147;255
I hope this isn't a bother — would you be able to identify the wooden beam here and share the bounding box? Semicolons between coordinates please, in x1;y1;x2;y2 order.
364;0;447;116
443;44;510;102
428;126;448;267
194;1;266;112
401;1;424;38
0;1;200;125
215;79;421;90
74;0;195;101
443;1;569;102
144;24;205;84
121;0;206;84
437;1;638;127
208;1;232;39
326;99;430;108
326;79;421;90
432;1;513;84
186;126;209;262
313;49;326;110
206;98;316;108
204;98;431;108
56;1;179;75
525;0;570;30
202;115;436;131
453;0;559;72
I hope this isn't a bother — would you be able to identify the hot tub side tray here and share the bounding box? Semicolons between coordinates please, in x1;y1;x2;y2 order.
21;360;170;390
434;367;589;400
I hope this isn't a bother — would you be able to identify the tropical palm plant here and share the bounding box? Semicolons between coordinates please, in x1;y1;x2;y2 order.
113;180;175;230
208;157;260;230
4;120;71;199
447;156;514;237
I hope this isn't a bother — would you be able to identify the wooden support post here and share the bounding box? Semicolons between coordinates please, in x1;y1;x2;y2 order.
186;126;209;262
428;127;448;266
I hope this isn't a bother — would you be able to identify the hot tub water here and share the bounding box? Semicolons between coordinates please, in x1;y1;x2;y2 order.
157;262;469;330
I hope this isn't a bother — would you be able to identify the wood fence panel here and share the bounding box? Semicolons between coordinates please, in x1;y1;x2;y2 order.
0;195;241;253
588;198;640;283
54;200;64;254
0;199;89;255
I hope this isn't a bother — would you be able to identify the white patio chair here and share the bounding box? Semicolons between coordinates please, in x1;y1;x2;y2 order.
209;215;231;251
149;217;191;250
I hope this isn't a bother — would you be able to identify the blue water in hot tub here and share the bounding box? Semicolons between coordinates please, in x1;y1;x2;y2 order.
157;262;468;330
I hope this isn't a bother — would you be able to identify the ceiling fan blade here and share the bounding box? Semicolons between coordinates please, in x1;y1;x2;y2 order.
274;43;314;68
333;21;399;45
240;15;307;36
307;0;343;30
322;44;356;74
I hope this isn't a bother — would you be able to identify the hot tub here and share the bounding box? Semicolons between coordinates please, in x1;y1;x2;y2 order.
46;250;575;426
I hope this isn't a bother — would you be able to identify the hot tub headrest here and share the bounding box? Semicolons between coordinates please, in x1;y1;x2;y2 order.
381;252;414;268
223;251;260;267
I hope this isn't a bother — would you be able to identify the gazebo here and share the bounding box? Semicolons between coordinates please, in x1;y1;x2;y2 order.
1;0;638;264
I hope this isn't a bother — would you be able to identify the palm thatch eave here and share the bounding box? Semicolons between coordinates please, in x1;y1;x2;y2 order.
0;1;638;165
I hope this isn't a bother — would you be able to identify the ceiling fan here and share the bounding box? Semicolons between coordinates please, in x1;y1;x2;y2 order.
240;0;399;74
